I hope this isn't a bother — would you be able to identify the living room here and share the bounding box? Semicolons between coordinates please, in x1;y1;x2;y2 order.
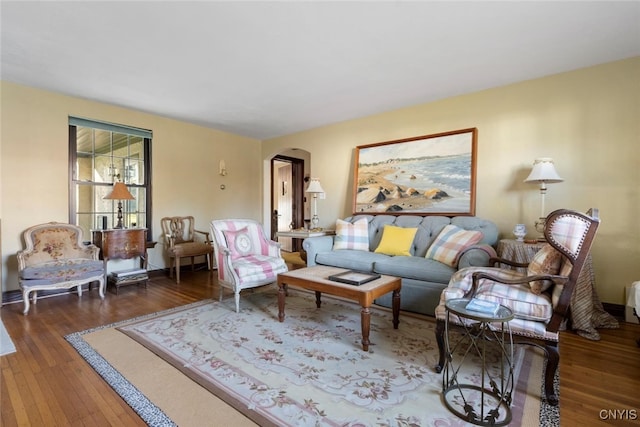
2;57;639;311
1;2;640;425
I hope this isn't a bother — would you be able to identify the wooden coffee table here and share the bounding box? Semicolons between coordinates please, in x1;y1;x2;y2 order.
276;266;401;351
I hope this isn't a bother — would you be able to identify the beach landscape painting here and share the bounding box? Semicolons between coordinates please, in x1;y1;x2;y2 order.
353;128;477;215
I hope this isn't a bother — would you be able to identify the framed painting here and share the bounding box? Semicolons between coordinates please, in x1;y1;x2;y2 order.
353;128;477;216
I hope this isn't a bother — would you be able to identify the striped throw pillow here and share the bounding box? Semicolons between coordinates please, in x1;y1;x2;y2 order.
333;218;370;251
425;224;483;267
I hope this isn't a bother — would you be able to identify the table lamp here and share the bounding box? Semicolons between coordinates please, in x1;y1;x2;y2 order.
305;178;325;229
524;158;563;234
103;182;135;229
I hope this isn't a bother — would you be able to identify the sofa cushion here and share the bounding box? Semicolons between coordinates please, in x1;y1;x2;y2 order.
425;224;483;267
333;218;369;251
315;250;388;272
374;225;417;256
527;244;562;294
373;256;455;284
20;258;104;284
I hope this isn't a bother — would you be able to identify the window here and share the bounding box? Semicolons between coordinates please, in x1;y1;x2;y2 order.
69;117;152;239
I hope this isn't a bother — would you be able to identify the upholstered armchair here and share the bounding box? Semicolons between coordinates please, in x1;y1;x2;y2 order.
434;208;600;405
161;216;214;284
17;222;105;315
210;219;288;312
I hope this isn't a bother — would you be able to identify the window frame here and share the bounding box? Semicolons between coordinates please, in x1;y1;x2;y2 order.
68;118;153;241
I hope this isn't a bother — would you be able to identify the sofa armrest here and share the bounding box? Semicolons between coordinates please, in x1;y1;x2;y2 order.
302;236;334;266
457;244;497;269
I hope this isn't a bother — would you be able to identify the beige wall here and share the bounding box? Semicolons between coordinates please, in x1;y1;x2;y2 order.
2;58;639;305
1;81;263;292
262;57;640;305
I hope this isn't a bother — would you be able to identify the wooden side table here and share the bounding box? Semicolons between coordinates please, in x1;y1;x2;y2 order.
275;229;335;262
496;239;546;274
92;228;148;294
443;298;514;426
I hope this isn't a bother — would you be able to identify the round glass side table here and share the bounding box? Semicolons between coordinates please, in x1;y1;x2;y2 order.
442;298;515;426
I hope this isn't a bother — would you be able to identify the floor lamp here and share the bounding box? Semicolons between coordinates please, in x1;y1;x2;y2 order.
524;158;563;235
305;178;325;230
103;181;135;229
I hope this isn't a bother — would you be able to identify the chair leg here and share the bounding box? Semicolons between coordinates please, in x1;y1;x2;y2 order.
77;284;83;297
176;257;181;284
191;256;195;272
22;289;31;315
434;319;446;373
235;291;241;313
543;342;560;406
169;258;174;278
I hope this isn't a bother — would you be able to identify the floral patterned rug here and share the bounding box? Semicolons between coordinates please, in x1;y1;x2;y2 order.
90;288;557;427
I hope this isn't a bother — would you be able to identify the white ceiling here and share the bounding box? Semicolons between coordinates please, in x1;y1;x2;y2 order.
2;1;639;140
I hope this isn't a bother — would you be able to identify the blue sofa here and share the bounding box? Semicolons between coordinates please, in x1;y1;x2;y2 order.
303;214;499;316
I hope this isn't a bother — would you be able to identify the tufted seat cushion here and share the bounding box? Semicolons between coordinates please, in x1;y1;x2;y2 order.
227;254;287;285
19;259;104;286
169;241;213;257
439;266;554;322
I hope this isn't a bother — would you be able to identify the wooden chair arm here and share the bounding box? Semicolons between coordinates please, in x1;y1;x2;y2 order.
471;271;569;294
194;229;211;244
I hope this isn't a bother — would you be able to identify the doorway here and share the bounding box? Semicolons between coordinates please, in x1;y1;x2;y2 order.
271;155;304;252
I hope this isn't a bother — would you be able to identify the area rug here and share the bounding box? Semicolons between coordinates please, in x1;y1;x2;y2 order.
66;289;559;426
1;317;17;356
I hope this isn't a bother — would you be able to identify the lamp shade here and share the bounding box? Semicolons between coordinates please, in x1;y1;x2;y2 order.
524;158;563;183
103;182;135;200
306;178;325;194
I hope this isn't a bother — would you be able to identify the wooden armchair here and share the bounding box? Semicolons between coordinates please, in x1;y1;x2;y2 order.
434;208;600;405
17;222;105;314
161;216;214;284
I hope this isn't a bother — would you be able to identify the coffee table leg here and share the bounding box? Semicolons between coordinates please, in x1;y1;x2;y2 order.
315;291;321;308
392;288;400;329
361;306;371;351
278;282;286;322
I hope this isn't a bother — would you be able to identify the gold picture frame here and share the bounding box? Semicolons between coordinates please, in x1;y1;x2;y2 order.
353;128;477;216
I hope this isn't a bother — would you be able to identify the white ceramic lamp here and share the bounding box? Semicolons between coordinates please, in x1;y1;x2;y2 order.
305;178;325;229
524;158;563;234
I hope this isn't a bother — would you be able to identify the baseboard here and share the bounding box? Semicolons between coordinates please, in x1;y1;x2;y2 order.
1;267;187;306
602;302;626;321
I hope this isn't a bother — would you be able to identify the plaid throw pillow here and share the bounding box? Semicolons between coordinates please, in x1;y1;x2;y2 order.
527;244;563;294
333;218;369;251
425;224;483;267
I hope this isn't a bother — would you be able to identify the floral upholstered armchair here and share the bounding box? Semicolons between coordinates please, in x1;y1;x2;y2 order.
210;219;288;312
17;222;105;314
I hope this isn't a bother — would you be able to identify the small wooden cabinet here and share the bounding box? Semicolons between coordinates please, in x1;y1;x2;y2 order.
92;228;148;293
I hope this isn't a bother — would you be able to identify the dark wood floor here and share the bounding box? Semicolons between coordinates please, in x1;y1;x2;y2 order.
2;268;639;426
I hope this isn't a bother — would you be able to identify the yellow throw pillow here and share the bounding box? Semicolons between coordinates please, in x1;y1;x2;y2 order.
374;225;418;256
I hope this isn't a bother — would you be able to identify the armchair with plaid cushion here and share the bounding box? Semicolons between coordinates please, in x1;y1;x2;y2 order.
434;208;600;405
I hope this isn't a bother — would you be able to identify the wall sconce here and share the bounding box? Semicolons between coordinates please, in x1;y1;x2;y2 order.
524;157;563;233
219;160;227;176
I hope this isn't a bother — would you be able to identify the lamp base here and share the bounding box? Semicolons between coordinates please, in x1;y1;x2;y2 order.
114;201;125;229
534;217;546;240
